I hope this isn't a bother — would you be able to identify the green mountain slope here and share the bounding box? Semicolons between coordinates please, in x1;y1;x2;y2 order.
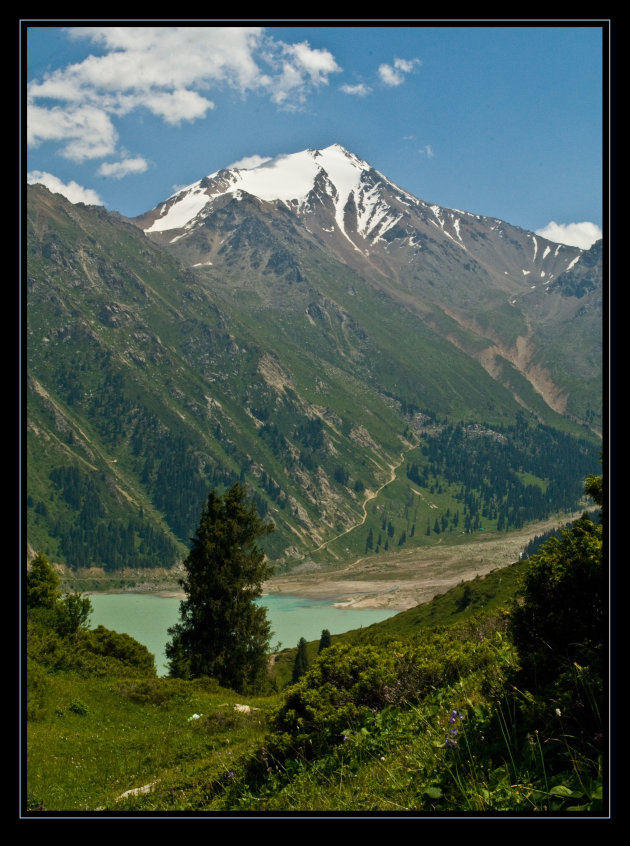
26;184;600;572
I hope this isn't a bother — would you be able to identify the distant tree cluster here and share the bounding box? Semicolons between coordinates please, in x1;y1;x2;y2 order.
407;416;599;532
44;466;180;570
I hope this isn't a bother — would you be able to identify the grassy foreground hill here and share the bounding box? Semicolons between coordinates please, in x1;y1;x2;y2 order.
26;494;605;816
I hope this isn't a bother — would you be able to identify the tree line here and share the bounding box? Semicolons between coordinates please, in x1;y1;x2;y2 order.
406;417;599;532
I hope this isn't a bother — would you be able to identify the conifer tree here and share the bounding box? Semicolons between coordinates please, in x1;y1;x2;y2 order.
318;628;332;654
292;637;309;683
166;483;274;692
26;551;60;609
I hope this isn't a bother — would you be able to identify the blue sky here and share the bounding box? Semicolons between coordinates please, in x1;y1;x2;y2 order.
24;22;606;248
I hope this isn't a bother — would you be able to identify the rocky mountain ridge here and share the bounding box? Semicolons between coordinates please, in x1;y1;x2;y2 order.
25;147;602;572
134;144;601;430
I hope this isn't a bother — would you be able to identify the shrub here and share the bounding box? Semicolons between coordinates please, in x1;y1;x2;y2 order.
260;624;510;773
508;512;604;746
265;643;399;764
82;625;156;674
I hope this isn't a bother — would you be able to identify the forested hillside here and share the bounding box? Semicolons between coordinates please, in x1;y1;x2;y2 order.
27;182;601;574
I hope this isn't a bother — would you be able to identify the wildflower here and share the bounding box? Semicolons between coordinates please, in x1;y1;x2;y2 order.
555;708;562;717
444;737;458;748
227;771;234;778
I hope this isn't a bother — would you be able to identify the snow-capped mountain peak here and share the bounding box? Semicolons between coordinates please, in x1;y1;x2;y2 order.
136;143;584;290
142;144;408;247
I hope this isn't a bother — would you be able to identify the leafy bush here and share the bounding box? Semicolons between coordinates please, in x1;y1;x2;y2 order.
509;512;604;742
27;616;156;678
82;625;156;673
510;515;603;689
116;677;189;705
260;643;397;768
254;621;512;779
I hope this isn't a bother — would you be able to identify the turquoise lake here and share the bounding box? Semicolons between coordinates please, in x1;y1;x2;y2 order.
87;592;397;676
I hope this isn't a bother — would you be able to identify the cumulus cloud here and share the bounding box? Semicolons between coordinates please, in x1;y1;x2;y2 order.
97;157;149;179
535;221;602;250
27;103;118;161
378;57;421;87
27;26;342;164
27;170;104;205
265;38;341;106
227;154;272;170
140;89;214;124
340;82;372;97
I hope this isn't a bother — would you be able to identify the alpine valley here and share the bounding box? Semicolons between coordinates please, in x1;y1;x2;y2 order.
26;144;602;576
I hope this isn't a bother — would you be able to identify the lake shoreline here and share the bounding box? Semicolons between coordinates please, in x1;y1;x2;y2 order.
84;515;582;610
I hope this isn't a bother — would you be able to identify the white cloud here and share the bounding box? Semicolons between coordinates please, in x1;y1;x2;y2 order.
535;221;602;250
27;26;342;161
27;170;104;205
265;38;341;106
394;58;421;73
227;154;272;170
140;89;214;125
378;57;421;87
27;103;118;161
284;40;340;86
340;82;372;96
97;157;149;179
418;144;435;158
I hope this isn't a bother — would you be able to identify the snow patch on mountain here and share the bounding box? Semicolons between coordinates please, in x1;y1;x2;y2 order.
145;144;415;249
149;186;211;233
565;255;581;272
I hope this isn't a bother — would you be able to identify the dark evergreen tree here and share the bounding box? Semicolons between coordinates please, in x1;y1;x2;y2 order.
365;528;374;553
292;637;309;683
166;483;274;692
318;628;332;654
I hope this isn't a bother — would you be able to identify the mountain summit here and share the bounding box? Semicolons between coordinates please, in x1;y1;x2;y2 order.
137;144;406;247
135;143;585;288
134;144;601;430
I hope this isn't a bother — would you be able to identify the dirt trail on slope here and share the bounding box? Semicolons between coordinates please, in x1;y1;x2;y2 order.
311;447;410;554
264;514;581;611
